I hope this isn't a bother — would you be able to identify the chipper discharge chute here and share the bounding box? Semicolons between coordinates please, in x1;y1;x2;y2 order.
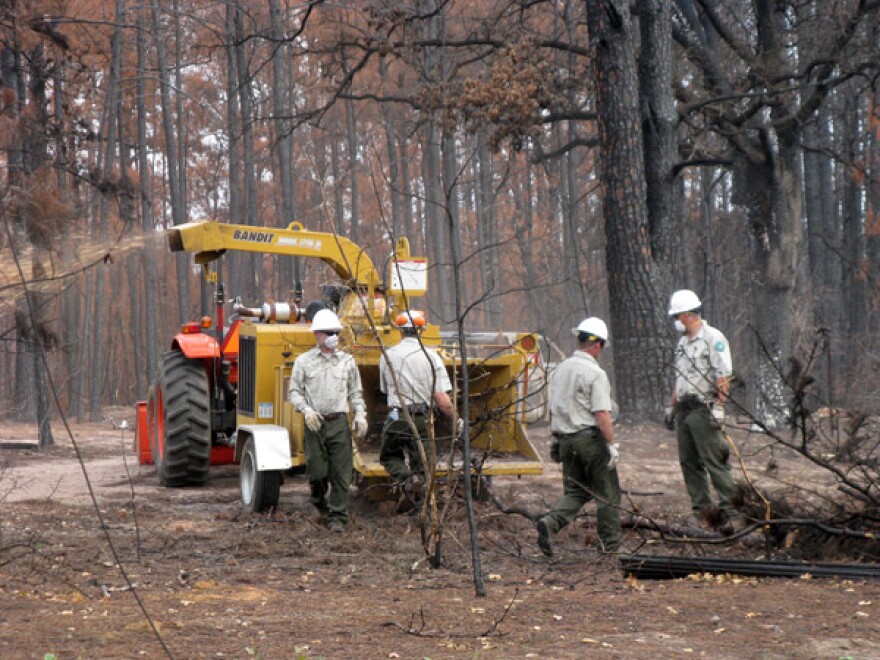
135;220;545;511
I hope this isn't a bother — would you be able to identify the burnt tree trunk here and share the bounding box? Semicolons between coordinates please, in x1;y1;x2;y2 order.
269;0;298;296
476;129;501;328
586;0;667;413
638;0;679;291
379;56;402;239
136;4;159;389
150;0;188;322
233;2;258;302
343;53;360;245
224;1;242;298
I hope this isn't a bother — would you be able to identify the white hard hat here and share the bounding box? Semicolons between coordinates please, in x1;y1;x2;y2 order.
668;289;702;316
573;317;608;343
310;309;343;333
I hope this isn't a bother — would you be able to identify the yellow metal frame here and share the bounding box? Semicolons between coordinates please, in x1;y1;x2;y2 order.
169;221;544;478
169;221;426;316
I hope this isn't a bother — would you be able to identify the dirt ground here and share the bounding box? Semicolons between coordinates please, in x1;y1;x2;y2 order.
1;409;879;659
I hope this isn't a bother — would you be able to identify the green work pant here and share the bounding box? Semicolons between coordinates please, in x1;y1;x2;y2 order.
676;406;738;520
304;415;353;525
542;429;621;552
379;414;429;483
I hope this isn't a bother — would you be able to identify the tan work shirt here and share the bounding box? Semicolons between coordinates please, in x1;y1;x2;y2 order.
288;346;366;416
379;337;452;408
549;351;613;434
673;321;733;403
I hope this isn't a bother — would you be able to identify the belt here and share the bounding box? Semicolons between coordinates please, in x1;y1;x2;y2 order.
393;403;430;416
674;396;710;416
552;427;597;438
321;412;347;421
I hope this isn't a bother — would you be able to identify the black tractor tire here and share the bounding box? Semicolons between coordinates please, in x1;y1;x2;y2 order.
153;350;212;487
240;436;282;513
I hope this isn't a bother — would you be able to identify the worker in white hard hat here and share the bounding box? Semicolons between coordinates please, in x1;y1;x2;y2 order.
379;310;462;507
536;316;621;557
288;308;368;533
666;289;741;534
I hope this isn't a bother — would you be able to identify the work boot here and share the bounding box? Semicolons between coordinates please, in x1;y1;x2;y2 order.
677;514;716;539
612;541;639;556
682;511;710;530
327;520;345;533
719;516;748;537
536;519;553;557
598;537;622;555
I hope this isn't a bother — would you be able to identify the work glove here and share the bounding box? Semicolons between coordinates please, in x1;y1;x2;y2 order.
303;408;324;432
455;417;465;437
664;406;675;431
352;411;369;439
711;404;725;428
607;442;620;470
549;439;561;463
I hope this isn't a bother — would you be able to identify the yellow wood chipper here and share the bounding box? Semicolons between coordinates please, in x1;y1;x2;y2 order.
134;221;545;511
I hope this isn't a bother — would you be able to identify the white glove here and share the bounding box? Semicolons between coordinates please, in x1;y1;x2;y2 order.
607;443;620;470
303;408;323;432
455;417;465;437
711;405;725;427
352;411;369;439
664;405;675;430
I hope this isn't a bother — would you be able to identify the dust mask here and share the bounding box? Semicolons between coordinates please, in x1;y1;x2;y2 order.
674;319;686;334
324;334;339;350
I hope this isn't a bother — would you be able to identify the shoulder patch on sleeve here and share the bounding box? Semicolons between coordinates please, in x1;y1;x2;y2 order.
714;341;726;352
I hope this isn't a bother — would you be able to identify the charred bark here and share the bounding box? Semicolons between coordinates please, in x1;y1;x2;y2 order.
586;0;667;413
